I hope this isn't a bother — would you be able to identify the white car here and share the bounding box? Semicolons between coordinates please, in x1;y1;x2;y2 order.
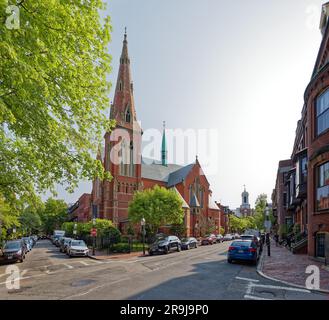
67;240;89;257
223;234;234;241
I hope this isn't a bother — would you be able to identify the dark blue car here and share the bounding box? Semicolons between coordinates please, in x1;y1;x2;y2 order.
227;240;259;265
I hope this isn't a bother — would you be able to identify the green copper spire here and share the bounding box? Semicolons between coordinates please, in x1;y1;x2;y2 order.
161;121;168;166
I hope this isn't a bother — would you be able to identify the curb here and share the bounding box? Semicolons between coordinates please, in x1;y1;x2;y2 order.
256;249;329;295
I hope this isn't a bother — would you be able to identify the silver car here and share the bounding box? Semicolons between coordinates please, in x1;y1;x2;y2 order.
67;240;89;257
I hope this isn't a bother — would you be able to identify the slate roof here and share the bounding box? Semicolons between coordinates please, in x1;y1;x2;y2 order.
190;193;200;207
208;195;220;210
141;157;195;186
172;187;189;209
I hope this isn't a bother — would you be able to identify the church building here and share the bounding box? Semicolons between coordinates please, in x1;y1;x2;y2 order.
70;32;221;237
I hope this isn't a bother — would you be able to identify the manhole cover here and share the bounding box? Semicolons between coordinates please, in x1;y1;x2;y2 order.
71;279;95;287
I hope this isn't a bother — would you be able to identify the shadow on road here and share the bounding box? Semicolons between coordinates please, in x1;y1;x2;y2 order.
126;258;257;300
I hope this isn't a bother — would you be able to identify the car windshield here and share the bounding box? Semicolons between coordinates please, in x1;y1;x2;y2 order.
71;240;86;247
231;241;251;247
155;237;167;242
4;242;20;250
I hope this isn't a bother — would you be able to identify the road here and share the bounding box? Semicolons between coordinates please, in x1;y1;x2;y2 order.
0;240;327;300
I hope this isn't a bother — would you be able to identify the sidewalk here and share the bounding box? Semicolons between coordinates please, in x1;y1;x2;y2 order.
88;249;146;260
258;240;329;292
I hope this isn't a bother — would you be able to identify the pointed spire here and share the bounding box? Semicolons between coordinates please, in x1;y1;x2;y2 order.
161;121;168;166
121;27;130;64
110;28;136;125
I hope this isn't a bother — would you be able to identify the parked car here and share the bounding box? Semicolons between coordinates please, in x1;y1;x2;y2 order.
1;240;26;263
201;234;217;245
227;240;260;265
149;235;181;255
67;240;89;257
233;233;241;239
181;237;198;250
216;235;224;243
54;236;64;247
59;237;72;253
241;234;261;246
223;234;234;241
22;237;33;252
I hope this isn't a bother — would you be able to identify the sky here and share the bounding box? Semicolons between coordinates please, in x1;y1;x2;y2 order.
45;0;326;209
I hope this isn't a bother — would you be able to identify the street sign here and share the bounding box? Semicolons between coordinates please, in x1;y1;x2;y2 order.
91;228;97;237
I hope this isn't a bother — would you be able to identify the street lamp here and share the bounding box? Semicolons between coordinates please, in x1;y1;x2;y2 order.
92;218;96;256
141;217;146;256
73;223;77;239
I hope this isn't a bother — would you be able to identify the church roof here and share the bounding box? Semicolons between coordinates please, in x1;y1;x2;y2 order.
141;158;183;182
208;195;219;210
167;163;195;187
172;187;189;209
141;158;195;187
190;193;200;207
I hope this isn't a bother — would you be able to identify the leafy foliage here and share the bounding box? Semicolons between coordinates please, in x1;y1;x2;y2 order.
0;0;113;208
39;198;68;235
128;185;184;234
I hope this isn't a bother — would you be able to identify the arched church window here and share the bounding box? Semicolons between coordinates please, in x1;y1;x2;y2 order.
125;109;131;123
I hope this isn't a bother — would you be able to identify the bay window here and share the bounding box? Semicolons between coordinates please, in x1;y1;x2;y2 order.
316;88;329;135
316;161;329;211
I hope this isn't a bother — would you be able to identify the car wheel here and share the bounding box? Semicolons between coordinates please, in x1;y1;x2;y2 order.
20;257;24;263
227;259;232;264
177;245;181;252
187;244;190;250
195;243;198;248
164;246;169;254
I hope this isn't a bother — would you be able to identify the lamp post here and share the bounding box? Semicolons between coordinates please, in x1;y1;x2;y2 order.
73;223;77;239
92;218;96;256
264;203;271;256
141;217;146;256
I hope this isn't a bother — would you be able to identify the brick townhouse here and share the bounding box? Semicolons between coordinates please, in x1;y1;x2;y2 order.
273;2;329;260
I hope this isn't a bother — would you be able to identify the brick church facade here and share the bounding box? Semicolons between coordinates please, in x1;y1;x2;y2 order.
70;32;221;237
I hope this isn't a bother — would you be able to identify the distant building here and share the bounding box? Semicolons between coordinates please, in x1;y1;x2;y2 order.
240;186;252;217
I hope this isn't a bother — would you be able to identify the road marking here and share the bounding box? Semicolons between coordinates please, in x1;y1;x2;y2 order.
244;294;273;300
79;261;90;266
62;277;131;300
250;283;311;293
64;264;74;269
236;277;259;283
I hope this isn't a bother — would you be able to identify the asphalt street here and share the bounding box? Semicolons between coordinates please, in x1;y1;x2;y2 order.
0;240;327;300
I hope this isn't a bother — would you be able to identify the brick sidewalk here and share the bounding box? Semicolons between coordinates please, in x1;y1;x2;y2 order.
260;240;329;292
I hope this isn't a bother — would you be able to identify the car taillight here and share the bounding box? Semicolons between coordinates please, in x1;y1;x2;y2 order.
228;246;235;251
249;248;257;253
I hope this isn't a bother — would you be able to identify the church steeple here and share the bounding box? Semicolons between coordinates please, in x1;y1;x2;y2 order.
110;28;136;127
161;121;168;166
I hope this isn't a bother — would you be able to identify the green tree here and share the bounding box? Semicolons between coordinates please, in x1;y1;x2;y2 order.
0;194;20;242
40;198;68;235
19;205;42;235
128;185;184;235
0;1;113;209
253;194;274;231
